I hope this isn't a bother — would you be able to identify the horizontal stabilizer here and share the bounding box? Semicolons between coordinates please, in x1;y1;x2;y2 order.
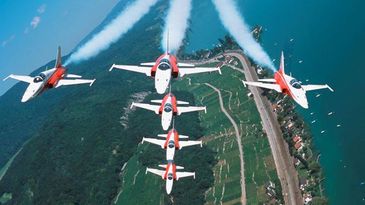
258;78;276;83
140;62;156;66
177;63;195;68
151;99;163;104
175;166;184;170
158;164;167;169
179;135;189;139
177;100;189;105
157;134;168;138
65;74;82;78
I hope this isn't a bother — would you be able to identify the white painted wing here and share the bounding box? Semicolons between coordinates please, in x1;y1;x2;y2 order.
109;64;151;76
131;103;160;114
142;137;165;148
179;140;202;149
176;171;195;180
55;79;95;88
3;74;33;83
302;84;334;92
242;80;282;93
179;67;221;77
146;168;165;178
177;106;206;115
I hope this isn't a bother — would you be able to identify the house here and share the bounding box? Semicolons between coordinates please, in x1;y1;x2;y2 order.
295;142;303;151
292;135;302;143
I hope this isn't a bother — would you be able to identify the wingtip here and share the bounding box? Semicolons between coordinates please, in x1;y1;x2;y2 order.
204;107;207;114
130;103;135;109
327;84;334;92
109;64;115;72
90;79;96;87
3;75;10;81
241;80;247;87
217;67;222;75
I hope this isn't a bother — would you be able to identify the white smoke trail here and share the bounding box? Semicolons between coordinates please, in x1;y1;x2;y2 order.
161;0;193;53
65;0;160;65
211;0;276;71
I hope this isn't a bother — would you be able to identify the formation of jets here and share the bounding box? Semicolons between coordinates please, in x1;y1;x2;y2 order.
3;47;95;102
242;52;334;109
120;48;216;193
2;43;334;195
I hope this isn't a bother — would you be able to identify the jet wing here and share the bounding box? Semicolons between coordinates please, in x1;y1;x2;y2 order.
3;74;33;83
142;137;165;148
242;80;282;93
109;64;151;76
130;102;160;114
177;106;206;115
55;79;95;88
179;67;221;77
176;171;195;180
179;140;202;149
302;84;334;92
146;168;165;178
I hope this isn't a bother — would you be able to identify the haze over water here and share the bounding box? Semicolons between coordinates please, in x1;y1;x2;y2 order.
186;0;365;204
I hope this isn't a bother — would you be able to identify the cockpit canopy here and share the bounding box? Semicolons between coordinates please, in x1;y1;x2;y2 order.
168;140;175;148
167;173;173;180
164;103;172;112
290;79;302;89
33;73;46;83
158;59;171;70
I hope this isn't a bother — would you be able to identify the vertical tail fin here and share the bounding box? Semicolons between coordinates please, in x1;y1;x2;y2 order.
278;51;285;74
55;46;62;68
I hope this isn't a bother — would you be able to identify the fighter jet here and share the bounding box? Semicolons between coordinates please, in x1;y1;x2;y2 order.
242;52;334;109
146;162;195;194
130;93;206;130
3;47;95;102
142;128;202;161
109;37;221;94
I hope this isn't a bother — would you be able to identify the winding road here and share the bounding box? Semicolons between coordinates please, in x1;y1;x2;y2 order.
205;83;247;205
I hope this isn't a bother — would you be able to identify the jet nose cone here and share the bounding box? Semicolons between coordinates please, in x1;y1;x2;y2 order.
162;123;170;131
21;95;31;103
156;85;167;94
166;180;173;194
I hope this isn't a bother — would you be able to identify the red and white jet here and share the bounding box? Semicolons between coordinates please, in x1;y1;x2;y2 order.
109;51;221;94
146;162;195;194
3;47;95;102
130;93;206;130
142;128;202;161
242;52;334;109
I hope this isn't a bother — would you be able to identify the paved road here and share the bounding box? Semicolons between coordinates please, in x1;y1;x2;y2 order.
227;51;303;205
205;83;247;205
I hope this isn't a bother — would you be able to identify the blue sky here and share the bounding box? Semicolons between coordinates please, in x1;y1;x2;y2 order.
0;0;119;95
